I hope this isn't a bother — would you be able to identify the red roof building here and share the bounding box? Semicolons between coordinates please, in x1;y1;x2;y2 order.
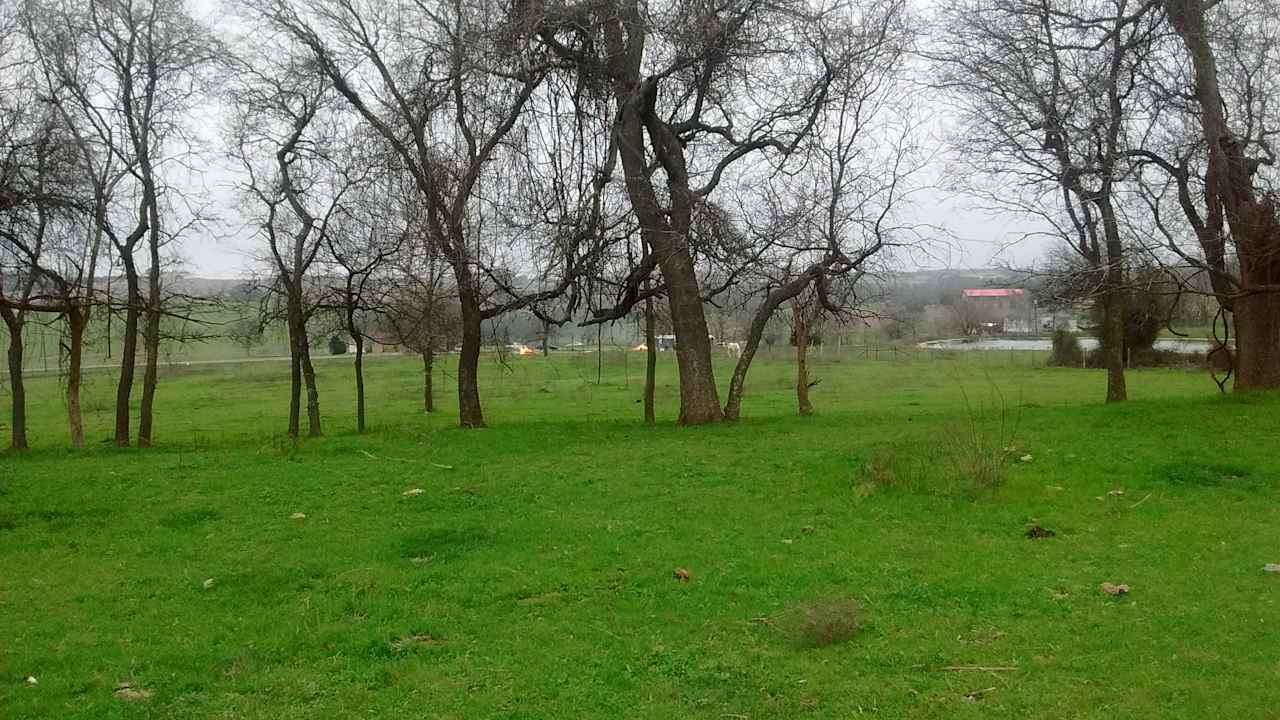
962;288;1026;298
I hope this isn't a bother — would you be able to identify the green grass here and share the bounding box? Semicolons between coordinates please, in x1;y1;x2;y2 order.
2;349;1279;718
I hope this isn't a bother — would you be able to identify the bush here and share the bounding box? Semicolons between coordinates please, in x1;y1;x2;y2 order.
1048;330;1083;367
328;335;348;355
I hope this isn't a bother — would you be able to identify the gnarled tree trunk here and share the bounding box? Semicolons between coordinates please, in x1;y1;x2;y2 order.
1234;293;1280;389
3;312;28;450
1164;0;1280;390
612;76;721;425
661;250;723;425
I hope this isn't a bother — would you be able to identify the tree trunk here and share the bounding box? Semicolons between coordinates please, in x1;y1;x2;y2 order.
3;315;28;450
1095;196;1127;403
644;292;656;424
422;349;435;413
137;183;164;447
300;339;321;438
287;351;302;438
724;273;818;421
286;297;303;437
354;335;366;433
113;262;140;447
137;281;161;447
66;306;88;449
724;304;772;422
659;248;723;424
457;290;485;428
612;81;722;425
1102;289;1128;402
795;310;814;416
1233;293;1280;389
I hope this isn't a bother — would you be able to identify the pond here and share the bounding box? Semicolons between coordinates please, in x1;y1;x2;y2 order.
918;337;1218;353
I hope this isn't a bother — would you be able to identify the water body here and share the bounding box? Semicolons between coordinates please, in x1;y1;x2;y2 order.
918;337;1217;354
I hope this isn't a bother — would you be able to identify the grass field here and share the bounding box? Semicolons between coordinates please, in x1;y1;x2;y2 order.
2;349;1278;718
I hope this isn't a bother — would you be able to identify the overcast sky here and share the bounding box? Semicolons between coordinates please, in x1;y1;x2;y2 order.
174;0;1051;279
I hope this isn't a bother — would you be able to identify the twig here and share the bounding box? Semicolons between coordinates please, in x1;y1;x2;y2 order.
964;686;997;700
942;666;1018;672
1130;493;1152;509
360;450;416;463
430;462;455;470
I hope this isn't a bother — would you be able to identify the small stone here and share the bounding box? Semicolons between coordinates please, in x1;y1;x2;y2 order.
289;512;306;520
402;488;425;497
673;567;691;581
1100;582;1130;596
25;676;37;685
202;578;215;590
781;538;794;545
1019;454;1033;463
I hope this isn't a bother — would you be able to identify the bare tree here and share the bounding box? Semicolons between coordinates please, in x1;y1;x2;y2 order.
255;0;598;428
378;227;460;415
0;104;77;450
933;0;1163;402
227;41;361;438
1146;0;1280;388
323;185;401;433
20;2;122;448
718;3;920;420
25;0;216;446
530;0;874;424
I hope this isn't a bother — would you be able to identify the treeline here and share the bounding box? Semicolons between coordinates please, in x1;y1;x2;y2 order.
1;0;1277;451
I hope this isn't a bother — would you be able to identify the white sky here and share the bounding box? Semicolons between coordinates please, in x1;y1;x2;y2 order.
175;0;1051;279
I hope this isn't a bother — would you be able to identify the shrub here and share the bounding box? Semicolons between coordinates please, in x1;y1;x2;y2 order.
1048;330;1083;367
328;335;348;355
